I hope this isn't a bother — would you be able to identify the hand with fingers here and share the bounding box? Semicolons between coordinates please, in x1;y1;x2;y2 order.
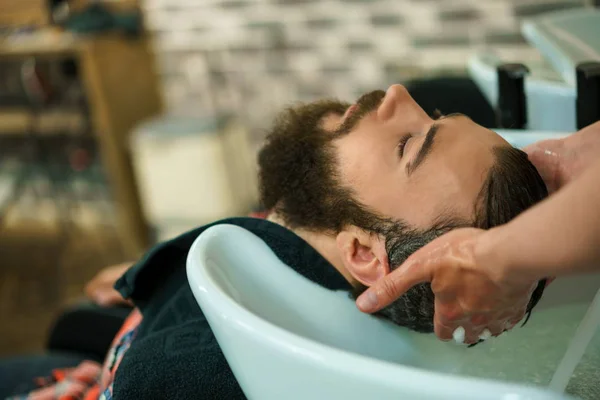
85;262;134;307
355;228;539;345
524;120;600;193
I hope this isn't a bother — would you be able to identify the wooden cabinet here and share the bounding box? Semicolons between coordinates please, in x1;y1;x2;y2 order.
0;0;141;27
0;0;49;27
0;31;163;258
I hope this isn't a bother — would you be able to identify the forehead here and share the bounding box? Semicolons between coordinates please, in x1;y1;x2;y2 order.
332;113;507;228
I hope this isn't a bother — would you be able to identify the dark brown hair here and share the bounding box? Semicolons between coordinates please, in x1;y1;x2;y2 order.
258;101;548;334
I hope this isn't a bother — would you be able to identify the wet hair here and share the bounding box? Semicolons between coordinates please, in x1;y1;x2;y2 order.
374;146;548;335
258;97;549;335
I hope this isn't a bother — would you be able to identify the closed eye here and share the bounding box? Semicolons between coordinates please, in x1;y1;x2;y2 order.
398;134;412;158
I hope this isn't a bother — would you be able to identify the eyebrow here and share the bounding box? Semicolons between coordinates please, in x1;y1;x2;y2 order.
405;113;466;176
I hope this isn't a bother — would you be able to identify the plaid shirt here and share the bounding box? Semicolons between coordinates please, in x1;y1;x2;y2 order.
9;309;143;400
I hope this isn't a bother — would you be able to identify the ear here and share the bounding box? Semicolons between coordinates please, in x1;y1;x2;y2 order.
336;226;389;286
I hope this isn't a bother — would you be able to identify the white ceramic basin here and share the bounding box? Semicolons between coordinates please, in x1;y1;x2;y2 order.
521;9;600;88
185;129;600;400
186;224;594;400
495;129;569;148
468;8;600;133
467;52;576;133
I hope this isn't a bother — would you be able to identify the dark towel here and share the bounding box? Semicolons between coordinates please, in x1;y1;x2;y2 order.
113;217;350;399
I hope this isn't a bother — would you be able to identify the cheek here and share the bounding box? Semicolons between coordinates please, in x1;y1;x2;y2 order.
337;139;398;192
352;162;404;211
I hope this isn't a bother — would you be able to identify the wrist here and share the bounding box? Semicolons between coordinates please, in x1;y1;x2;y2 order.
473;227;509;285
473;226;539;286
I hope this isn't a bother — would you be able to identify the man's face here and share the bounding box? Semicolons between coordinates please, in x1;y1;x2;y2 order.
257;85;548;334
325;85;509;230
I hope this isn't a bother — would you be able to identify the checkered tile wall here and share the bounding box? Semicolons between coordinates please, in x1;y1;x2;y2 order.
141;0;585;133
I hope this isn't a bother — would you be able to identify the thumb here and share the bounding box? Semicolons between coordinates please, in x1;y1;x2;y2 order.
356;257;434;313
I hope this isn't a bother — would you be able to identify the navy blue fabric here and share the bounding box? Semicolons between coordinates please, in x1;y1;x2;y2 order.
0;352;88;398
113;217;350;399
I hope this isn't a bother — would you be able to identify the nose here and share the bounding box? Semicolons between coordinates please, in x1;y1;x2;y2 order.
377;84;410;120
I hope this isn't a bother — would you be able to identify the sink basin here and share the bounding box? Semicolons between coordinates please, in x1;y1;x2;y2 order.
185;128;599;400
187;224;588;400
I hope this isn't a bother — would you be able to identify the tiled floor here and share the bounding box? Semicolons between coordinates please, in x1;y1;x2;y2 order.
0;221;126;357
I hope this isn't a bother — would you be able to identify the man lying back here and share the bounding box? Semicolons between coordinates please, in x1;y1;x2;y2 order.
259;85;549;335
7;85;550;399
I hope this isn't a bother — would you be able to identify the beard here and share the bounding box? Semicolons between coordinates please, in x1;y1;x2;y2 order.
258;90;547;335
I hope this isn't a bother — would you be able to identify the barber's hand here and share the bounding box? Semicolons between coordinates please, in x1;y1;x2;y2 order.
355;228;538;344
525;121;600;193
85;262;133;307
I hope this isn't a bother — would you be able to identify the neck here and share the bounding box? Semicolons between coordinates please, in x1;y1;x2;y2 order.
267;213;357;285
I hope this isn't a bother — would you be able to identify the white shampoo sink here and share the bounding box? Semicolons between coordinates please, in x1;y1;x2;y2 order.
186;130;598;400
187;223;600;399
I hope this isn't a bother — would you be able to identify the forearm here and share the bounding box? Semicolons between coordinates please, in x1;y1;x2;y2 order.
479;158;600;282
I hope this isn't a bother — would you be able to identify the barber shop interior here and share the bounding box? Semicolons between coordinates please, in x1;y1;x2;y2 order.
1;0;600;398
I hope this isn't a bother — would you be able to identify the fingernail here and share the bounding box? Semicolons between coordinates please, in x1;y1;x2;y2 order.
356;291;378;312
479;329;492;341
452;326;466;344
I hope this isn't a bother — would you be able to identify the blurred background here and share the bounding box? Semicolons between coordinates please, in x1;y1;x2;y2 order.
0;0;589;357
